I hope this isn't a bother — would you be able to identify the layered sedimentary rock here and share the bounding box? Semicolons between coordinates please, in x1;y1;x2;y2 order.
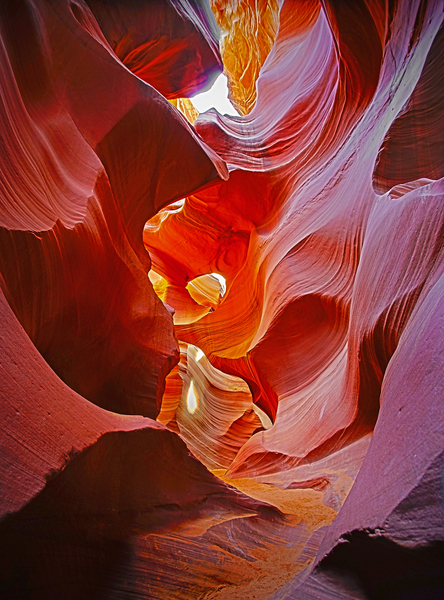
210;0;280;114
1;0;443;598
0;0;228;419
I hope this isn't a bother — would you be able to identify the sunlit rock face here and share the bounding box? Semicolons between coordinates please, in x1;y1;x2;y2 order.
1;1;443;599
210;0;280;114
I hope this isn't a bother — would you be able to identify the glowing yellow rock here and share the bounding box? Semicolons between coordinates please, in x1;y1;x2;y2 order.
210;0;280;114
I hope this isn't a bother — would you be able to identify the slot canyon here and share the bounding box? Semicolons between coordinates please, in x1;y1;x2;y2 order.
0;0;443;598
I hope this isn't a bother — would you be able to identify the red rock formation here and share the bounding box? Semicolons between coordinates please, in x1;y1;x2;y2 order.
1;0;444;598
85;0;223;98
0;0;227;418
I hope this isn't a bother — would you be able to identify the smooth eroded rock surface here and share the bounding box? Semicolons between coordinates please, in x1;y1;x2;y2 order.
1;0;444;598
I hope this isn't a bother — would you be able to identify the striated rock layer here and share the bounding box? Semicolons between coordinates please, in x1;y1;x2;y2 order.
1;0;444;598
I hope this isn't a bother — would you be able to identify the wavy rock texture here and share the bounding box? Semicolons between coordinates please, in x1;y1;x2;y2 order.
0;0;228;418
210;0;280;114
1;0;444;599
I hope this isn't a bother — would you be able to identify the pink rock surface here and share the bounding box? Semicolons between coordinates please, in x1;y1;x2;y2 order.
1;0;444;598
147;0;444;480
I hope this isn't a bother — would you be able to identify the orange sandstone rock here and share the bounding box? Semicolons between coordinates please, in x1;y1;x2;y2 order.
1;0;444;598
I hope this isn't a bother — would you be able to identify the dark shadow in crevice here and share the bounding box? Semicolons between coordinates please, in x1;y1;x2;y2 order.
317;530;444;600
0;427;281;599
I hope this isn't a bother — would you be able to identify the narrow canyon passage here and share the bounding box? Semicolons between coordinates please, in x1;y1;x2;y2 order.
0;1;443;599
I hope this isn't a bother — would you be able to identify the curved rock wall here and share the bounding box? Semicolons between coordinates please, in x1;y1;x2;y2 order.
1;0;443;598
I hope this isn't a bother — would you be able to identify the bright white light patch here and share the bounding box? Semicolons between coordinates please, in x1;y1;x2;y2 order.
191;74;238;116
195;349;205;361
211;272;227;296
186;380;199;414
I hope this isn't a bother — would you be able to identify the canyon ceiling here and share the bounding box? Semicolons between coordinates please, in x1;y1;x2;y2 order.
0;0;443;598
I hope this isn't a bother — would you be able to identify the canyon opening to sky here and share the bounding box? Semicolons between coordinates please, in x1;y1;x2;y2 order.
0;1;443;599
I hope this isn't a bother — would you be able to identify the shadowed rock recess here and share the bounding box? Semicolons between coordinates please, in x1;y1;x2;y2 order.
0;1;443;598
